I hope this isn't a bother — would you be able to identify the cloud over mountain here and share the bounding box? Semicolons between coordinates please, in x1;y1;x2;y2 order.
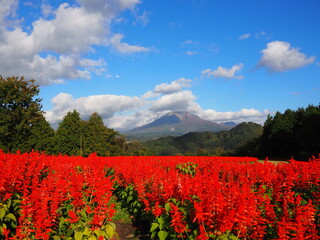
45;78;269;130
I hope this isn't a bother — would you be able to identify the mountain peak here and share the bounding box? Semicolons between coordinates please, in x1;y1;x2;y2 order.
164;111;200;121
124;111;234;140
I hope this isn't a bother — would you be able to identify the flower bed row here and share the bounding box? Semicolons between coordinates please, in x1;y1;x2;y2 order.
0;151;116;240
106;156;320;239
1;151;319;239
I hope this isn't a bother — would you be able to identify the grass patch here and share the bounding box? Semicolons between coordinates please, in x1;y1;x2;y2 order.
110;196;133;223
258;159;289;164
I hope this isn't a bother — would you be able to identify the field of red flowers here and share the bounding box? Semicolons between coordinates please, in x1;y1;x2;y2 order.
0;150;319;240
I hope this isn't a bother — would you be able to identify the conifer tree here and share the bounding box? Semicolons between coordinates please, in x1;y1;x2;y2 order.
53;110;84;156
83;112;120;156
28;114;55;153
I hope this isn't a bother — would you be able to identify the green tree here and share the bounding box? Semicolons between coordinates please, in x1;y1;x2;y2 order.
0;76;45;152
258;104;320;160
295;104;320;159
53;110;84;156
124;140;147;156
260;110;297;158
82;112;120;156
28;114;55;153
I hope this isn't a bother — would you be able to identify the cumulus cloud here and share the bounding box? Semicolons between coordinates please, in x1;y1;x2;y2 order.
109;33;152;54
0;0;18;27
150;90;200;113
153;78;192;94
0;0;148;85
45;92;146;125
197;108;270;124
258;41;315;72
76;0;139;15
201;63;244;80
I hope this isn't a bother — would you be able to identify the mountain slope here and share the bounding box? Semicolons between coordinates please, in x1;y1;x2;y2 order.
144;122;263;156
123;111;234;140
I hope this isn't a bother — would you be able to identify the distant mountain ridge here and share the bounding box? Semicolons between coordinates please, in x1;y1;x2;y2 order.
123;111;235;140
144;122;263;156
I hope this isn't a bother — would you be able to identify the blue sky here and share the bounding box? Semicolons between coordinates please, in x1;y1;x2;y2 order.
1;0;319;130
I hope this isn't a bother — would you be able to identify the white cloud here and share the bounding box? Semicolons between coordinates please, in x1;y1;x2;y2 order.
76;0;140;16
141;91;160;99
153;78;192;94
150;90;201;113
32;3;107;54
41;0;54;18
106;110;157;129
45;92;146;125
0;0;18;27
0;0;146;85
239;33;250;40
109;33;151;54
133;9;150;26
258;41;315;72
201;63;244;80
198;109;270;124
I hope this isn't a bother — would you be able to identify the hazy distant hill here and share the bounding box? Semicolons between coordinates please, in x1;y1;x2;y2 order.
144;122;263;156
123;111;234;140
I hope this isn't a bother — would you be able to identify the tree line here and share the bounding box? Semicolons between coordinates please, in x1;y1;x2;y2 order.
1;76;319;159
0;76;145;156
257;104;320;160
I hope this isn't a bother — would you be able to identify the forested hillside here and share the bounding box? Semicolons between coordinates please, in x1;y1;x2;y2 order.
144;122;263;156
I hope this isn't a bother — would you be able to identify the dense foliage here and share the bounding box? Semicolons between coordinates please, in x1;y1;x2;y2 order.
259;104;320;160
0;76;48;153
0;151;319;239
144;122;263;156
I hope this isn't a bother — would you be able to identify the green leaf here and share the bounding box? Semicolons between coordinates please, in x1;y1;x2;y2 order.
80;209;87;219
74;232;83;240
5;199;11;209
105;224;114;238
0;208;5;220
95;229;108;237
164;202;171;212
88;236;97;240
158;230;168;240
5;213;17;222
151;231;157;239
83;227;91;236
157;216;164;225
150;223;159;232
52;235;61;240
59;218;66;228
108;222;116;231
10;221;17;228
